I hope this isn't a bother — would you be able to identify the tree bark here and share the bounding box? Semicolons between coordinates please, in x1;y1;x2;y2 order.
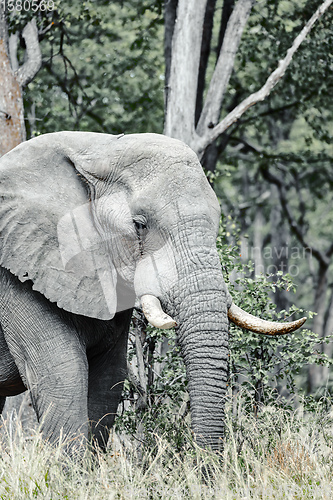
217;0;235;56
196;0;254;137
307;262;329;393
164;0;178;111
0;6;41;157
163;0;208;146
195;0;217;125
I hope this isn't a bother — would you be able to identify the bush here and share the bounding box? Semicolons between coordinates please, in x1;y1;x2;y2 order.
115;314;189;453
218;215;332;409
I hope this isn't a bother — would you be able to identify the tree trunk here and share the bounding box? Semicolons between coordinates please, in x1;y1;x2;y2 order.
163;0;208;146
164;0;332;162
195;0;217;125
0;5;41;156
307;262;329;393
164;0;178;111
0;7;25;155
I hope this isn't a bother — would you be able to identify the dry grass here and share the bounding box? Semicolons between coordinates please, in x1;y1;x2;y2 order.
0;394;333;499
266;441;314;480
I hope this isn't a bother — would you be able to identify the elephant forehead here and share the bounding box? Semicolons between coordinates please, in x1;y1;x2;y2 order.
120;133;195;158
114;135;200;175
115;145;207;192
58;132;201;183
146;167;220;212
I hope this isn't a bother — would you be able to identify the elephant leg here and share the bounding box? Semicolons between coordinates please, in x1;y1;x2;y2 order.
0;276;89;455
7;332;89;454
7;326;89;455
87;322;129;450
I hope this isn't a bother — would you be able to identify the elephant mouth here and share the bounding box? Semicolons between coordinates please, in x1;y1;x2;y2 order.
140;294;306;335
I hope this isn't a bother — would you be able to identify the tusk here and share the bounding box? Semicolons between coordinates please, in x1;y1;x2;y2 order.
141;294;177;329
228;302;306;335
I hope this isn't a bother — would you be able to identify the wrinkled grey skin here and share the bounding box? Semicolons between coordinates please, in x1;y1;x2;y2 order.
0;132;231;452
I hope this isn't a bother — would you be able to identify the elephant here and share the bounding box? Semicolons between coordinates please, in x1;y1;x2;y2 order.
0;132;306;454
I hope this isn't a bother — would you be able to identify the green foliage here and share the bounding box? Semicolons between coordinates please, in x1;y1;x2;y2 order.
9;0;165;137
218;216;333;406
213;1;333;347
115;317;190;453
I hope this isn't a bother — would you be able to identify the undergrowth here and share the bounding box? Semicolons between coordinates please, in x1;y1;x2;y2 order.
1;391;333;499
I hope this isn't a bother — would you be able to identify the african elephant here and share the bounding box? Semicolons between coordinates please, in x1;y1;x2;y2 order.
0;132;305;453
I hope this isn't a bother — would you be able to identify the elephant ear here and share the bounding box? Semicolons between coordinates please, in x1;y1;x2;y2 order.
0;131;125;320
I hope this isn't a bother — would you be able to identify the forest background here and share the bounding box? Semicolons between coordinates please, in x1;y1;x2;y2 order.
0;0;333;437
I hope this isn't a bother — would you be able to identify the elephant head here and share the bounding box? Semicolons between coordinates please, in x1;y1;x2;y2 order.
0;132;305;450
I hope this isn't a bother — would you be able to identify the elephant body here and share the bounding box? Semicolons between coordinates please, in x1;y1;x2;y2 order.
0;266;132;449
0;131;233;452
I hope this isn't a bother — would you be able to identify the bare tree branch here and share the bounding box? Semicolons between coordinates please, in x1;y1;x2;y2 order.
8;33;19;72
196;0;333;159
16;19;42;87
127;362;147;409
196;0;254;136
237;91;316;126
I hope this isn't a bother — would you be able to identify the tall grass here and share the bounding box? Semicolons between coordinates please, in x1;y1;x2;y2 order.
0;393;333;499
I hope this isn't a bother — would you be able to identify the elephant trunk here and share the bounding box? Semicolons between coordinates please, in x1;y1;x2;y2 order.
174;270;229;450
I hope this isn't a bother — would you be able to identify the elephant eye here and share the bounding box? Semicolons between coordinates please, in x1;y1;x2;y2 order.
135;221;146;233
133;216;148;241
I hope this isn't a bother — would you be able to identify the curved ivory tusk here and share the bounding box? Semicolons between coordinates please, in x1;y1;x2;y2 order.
228;302;306;335
141;294;177;329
